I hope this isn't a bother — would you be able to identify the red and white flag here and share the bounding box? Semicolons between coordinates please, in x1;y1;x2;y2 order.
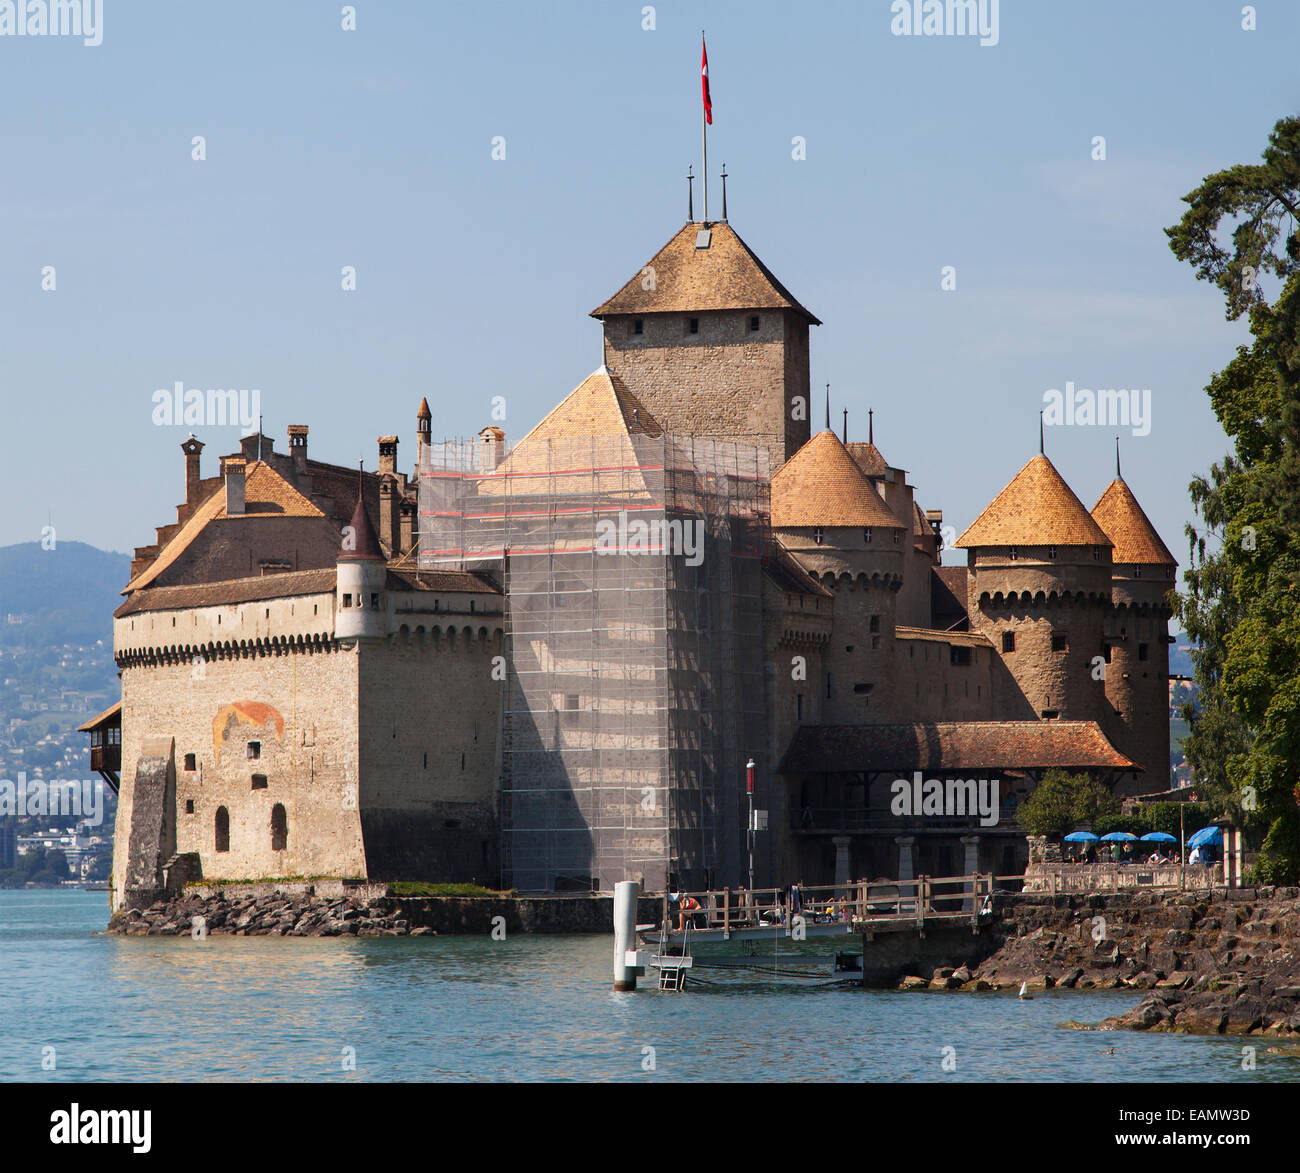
701;36;712;125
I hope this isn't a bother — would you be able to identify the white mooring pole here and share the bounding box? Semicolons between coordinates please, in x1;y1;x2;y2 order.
613;880;640;991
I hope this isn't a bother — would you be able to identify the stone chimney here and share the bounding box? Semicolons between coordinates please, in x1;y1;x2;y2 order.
221;455;247;516
399;497;415;556
379;478;400;557
378;435;398;476
181;435;205;505
478;426;505;472
288;425;309;475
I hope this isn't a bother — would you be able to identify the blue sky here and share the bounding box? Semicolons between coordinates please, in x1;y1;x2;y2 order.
2;0;1298;566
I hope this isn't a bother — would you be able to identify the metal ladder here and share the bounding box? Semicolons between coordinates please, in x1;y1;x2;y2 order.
658;921;690;991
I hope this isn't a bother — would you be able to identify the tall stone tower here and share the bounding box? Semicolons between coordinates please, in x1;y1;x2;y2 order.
955;453;1114;724
772;430;906;722
1091;461;1177;791
590;220;820;472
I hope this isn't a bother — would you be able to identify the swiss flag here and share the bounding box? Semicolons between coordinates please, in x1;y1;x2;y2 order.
701;37;712;125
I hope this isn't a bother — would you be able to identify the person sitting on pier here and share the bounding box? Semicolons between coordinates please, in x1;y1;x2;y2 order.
677;892;701;931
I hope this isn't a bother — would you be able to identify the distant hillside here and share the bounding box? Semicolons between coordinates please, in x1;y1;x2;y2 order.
0;542;130;649
1169;631;1195;679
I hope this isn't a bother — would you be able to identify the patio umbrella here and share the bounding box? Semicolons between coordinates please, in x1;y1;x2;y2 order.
1139;832;1177;843
1186;825;1223;849
1063;831;1099;842
1099;832;1138;842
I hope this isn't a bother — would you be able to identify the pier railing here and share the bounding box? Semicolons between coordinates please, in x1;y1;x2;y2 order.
658;873;1032;934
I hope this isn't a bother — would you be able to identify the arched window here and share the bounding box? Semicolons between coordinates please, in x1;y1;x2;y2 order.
271;803;288;852
215;806;230;853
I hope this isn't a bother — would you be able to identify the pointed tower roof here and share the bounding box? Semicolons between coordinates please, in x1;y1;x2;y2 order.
478;368;663;498
417;397;431;420
846;441;890;478
772;430;903;529
955;454;1112;548
339;494;383;562
1091;479;1176;565
589;222;821;324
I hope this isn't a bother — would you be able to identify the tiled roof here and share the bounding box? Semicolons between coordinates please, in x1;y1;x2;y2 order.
779;721;1138;774
590;221;821;324
115;567;500;618
77;700;122;732
478;368;663;499
912;501;930;538
1091;479;1176;565
894;626;992;648
846;441;890;478
124;461;325;593
955;454;1112;549
339;494;383;561
930;566;969;630
772;431;903;529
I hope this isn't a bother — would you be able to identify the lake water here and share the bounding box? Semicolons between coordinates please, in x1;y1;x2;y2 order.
2;890;1297;1083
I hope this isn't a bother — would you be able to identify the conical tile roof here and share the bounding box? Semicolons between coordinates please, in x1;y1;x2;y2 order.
590;221;820;324
772;430;903;529
1091;479;1175;565
338;493;383;561
955;454;1111;548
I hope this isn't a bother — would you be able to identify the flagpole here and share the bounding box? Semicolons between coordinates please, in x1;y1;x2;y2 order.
701;30;708;222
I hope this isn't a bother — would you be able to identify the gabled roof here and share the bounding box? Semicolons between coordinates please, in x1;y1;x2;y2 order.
590;221;821;324
124;461;325;592
764;540;835;597
772;431;903;529
846;441;890;478
955;454;1111;549
1090;479;1176;566
77;700;122;733
778;721;1138;774
478;368;663;499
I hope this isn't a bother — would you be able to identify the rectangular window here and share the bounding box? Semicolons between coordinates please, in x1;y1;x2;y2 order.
1002;632;1015;653
871;636;881;649
893;530;901;544
246;741;261;760
864;527;873;544
853;682;873;696
184;753;197;772
950;646;972;666
688;317;699;334
1051;633;1068;652
1138;642;1149;661
251;774;268;790
633;317;644;335
1040;709;1060;720
869;615;880;633
370;593;379;609
813;527;824;545
825;673;832;700
796;693;804;721
342;593;352;608
185;799;195;814
749;315;760;332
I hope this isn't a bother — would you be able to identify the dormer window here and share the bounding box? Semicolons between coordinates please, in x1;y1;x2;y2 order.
813;526;824;545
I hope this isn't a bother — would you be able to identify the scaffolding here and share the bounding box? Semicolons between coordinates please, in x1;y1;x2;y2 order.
419;433;769;893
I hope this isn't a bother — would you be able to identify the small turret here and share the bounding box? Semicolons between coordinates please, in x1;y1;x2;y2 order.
335;493;387;641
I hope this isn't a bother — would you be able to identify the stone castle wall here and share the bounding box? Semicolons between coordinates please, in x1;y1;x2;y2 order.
603;308;810;469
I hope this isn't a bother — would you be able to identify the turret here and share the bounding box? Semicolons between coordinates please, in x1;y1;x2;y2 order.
1090;450;1177;791
956;453;1113;723
416;397;432;469
772;430;905;720
335;493;387;641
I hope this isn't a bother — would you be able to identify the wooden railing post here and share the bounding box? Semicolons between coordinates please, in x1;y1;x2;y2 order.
723;887;730;937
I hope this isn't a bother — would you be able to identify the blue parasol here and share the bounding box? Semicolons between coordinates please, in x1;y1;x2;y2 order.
1139;832;1177;843
1186;825;1223;849
1100;832;1138;842
1064;831;1099;842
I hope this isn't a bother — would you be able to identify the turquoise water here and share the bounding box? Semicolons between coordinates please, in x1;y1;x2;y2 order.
2;891;1297;1082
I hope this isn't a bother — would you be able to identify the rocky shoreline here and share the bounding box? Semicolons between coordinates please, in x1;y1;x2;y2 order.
110;890;431;937
894;886;1300;1037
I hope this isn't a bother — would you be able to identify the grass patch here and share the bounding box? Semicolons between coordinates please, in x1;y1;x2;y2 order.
388;882;513;898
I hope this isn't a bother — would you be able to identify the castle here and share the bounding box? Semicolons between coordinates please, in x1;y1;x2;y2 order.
94;217;1176;910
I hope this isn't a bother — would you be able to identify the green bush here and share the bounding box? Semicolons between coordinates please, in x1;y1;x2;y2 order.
388;882;512;898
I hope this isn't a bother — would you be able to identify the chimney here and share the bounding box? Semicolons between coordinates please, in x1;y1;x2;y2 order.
478;426;505;472
378;435;398;477
221;455;247;516
379;478;400;557
399;497;415;556
181;435;205;505
288;425;309;475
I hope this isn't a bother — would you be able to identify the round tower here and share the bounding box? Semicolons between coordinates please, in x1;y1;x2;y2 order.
955;453;1113;725
335;493;387;641
1091;455;1178;792
772;430;905;721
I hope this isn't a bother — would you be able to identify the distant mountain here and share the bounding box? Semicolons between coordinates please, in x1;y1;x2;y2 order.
0;542;129;650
